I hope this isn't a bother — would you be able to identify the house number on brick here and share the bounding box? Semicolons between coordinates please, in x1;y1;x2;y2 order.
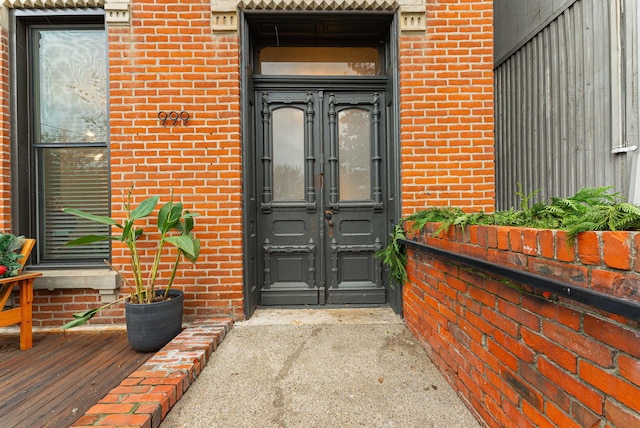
158;111;190;127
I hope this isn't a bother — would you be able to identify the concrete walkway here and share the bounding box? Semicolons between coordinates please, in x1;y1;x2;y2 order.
161;308;481;428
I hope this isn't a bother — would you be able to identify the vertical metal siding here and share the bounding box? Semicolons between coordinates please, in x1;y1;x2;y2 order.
495;0;633;209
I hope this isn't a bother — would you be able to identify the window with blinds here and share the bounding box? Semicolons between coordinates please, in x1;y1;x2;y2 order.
33;28;109;262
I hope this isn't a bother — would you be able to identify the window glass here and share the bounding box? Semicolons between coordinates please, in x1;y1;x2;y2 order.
36;30;107;144
339;109;371;200
41;148;109;260
260;47;380;76
32;27;109;263
272;108;305;201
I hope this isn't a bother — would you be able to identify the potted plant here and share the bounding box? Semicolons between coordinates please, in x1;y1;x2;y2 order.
0;233;27;278
61;191;200;352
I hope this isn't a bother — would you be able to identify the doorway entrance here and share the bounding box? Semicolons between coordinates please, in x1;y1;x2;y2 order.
241;13;401;315
257;89;387;305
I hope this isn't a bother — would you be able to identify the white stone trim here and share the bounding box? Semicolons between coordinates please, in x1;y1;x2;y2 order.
34;269;121;303
399;7;425;33
211;0;425;34
104;0;130;26
211;8;237;33
239;0;398;10
2;0;103;7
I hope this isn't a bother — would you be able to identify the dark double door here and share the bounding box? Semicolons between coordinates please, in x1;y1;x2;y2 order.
257;89;388;305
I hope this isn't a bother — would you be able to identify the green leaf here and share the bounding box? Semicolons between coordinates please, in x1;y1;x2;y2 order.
157;201;171;232
61;308;100;329
130;196;159;221
180;211;199;234
164;235;200;261
63;208;119;227
65;235;116;246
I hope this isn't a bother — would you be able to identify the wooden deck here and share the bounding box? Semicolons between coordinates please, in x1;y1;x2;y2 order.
0;331;152;428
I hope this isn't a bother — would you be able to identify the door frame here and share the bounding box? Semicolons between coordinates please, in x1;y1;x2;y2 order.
240;11;403;318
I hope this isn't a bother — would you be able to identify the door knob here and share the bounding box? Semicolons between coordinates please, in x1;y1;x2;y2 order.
324;210;334;226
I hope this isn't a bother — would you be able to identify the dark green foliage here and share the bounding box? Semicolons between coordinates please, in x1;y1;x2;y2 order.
0;233;25;278
375;222;407;284
377;187;640;286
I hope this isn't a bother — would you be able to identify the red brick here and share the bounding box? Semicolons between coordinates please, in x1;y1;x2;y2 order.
86;403;135;415
577;231;601;265
590;269;623;297
604;399;640;428
519;363;570;411
538;229;555;258
634;234;640;272
486;226;498;248
538;357;604;414
475;225;489;247
72;414;102;426
521;228;539;256
555;231;575;262
508;227;523;252
619;355;640;387
583;315;640;359
487;248;528;270
602;231;631;270
487;338;518;372
482;306;519;337
522;295;581;330
570;400;602;428
579;359;640;413
97;413;151;428
497;300;539;331
467;283;496;308
545;401;581;428
542;320;615;367
484;277;523;304
521;328;577;373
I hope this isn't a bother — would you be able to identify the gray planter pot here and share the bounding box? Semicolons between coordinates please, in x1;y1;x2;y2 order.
125;289;184;352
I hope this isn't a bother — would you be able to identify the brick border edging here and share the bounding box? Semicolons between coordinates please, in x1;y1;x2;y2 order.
71;317;234;428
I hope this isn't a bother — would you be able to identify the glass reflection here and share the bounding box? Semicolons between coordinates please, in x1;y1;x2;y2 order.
37;29;107;144
339;109;370;200
260;47;379;76
273;108;305;200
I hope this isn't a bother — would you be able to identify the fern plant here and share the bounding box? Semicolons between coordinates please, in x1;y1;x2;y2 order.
377;187;640;286
375;222;408;285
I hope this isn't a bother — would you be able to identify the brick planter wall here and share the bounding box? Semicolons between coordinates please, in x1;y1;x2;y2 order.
403;223;640;427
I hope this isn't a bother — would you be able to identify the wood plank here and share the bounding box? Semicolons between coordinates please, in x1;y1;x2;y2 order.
0;332;152;428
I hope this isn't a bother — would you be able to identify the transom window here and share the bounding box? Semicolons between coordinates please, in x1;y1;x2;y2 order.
259;47;381;76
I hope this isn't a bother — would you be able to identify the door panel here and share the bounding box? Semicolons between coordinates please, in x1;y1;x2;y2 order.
258;90;386;305
324;92;385;304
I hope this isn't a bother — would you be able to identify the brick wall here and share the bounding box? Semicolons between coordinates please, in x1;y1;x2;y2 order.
404;223;640;427
104;0;244;323
399;0;495;214
1;0;495;327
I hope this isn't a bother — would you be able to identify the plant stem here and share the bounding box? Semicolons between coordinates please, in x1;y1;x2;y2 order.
163;250;183;300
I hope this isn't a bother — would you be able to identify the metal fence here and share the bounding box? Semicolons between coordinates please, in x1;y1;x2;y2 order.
494;0;639;209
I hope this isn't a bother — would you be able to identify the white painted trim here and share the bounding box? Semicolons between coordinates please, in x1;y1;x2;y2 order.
34;269;121;303
2;0;103;7
212;0;425;33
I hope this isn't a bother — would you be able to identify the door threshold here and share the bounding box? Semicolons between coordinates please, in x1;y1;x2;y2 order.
257;303;391;310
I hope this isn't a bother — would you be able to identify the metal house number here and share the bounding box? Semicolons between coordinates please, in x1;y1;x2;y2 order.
158;111;190;127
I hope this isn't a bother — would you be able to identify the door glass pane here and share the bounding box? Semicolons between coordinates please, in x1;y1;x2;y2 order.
41;147;110;261
36;29;107;144
339;109;370;200
260;47;380;76
273;108;304;201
